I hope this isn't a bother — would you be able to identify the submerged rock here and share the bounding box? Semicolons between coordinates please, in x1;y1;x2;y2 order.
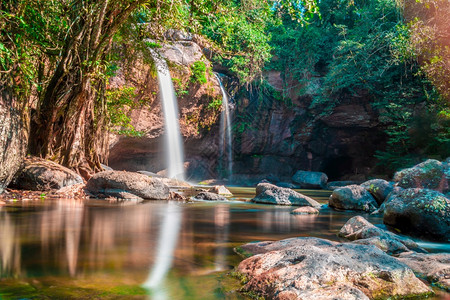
86;171;169;200
208;185;232;196
252;183;321;207
292;170;328;189
193;191;227;201
393;159;449;193
383;188;450;241
329;185;379;212
360;179;394;205
235;237;432;300
10;157;83;191
339;216;424;254
397;252;450;291
291;206;319;215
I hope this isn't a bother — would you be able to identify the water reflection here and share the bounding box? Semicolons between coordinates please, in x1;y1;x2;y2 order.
144;202;183;292
0;197;448;299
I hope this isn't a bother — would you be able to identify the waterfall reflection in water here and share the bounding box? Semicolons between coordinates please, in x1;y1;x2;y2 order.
143;202;183;295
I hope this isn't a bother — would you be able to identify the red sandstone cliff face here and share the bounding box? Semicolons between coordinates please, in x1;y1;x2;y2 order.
107;40;227;179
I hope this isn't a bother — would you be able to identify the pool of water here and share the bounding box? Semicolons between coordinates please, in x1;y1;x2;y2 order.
0;187;448;299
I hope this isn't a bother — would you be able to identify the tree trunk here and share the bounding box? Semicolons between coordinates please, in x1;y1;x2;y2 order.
0;88;28;192
27;0;142;179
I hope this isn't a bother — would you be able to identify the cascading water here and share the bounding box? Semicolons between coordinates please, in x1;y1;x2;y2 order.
215;73;233;179
151;50;185;180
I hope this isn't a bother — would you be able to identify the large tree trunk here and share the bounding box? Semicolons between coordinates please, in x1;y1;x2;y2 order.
27;0;142;179
0;88;28;193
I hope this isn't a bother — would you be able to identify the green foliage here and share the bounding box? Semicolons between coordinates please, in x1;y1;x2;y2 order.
105;87;145;137
207;97;222;110
190;61;208;84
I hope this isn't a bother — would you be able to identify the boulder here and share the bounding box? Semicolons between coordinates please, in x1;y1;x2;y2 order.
339;216;425;254
393;159;449;193
252;183;321;207
360;179;394;205
10;157;83;191
291;206;319;215
397;252;450;291
208;185;232;196
193;191;227;201
327;181;359;190
292;170;328;189
383;188;450;241
86;171;169;200
235;237;432;300
329;185;379;212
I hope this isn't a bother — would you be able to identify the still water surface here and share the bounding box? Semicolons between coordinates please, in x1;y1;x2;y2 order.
0;187;448;299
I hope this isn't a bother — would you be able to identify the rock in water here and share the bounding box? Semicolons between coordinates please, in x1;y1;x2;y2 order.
329;185;379;212
235;237;432;300
383;188;450;241
208;185;232;196
393;159;449;193
86;171;169;200
292;170;328;189
360;179;394;205
339;216;424;254
291;206;319;215
397;252;450;291
10;157;83;191
193;191;227;201
252;183;321;207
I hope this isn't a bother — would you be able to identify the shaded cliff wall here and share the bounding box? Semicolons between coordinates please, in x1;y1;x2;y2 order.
231;73;387;181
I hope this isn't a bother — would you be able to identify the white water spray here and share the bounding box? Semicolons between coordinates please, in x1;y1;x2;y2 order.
151;50;185;180
215;73;233;179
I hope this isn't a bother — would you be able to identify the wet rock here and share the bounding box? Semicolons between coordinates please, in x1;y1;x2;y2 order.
100;164;113;171
393;159;449;193
86;171;170;200
236;237;432;300
329;185;379;212
169;191;187;201
276;182;299;189
193;191;227;201
339;216;425;254
252;183;321;207
292;170;328;189
10;157;83;191
137;170;163;178
360;179;394;205
327;181;359;190
291;207;319;215
383;188;450;241
104;191;144;202
397;252;450;291
208;185;232;196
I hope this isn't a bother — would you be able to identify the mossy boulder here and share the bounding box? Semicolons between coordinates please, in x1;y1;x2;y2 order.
329;185;379;213
360;179;394;205
235;237;432;299
393;159;449;193
383;188;450;241
252;183;321;207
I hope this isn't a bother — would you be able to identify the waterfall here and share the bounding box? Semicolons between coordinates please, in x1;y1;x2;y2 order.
151;50;185;180
215;73;233;179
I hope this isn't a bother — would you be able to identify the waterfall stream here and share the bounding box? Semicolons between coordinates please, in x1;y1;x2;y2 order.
151;50;185;180
215;73;233;180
